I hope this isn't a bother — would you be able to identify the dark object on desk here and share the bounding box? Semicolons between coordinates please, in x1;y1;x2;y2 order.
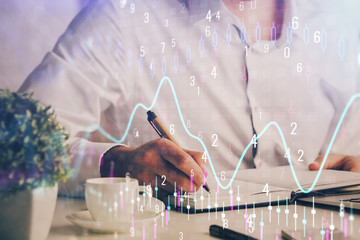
281;230;293;240
209;225;259;240
299;192;360;213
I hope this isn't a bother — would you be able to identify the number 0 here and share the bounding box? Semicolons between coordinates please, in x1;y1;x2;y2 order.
284;47;290;58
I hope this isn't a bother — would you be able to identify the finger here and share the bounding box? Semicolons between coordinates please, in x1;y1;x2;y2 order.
183;149;208;173
340;156;360;172
322;155;360;172
136;145;201;191
153;162;197;192
183;149;210;188
137;170;176;193
134;171;177;201
153;161;199;192
153;139;205;187
308;154;347;171
157;180;176;194
134;139;204;190
184;150;210;187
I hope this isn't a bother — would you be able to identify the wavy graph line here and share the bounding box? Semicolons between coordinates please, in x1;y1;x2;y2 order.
72;76;360;194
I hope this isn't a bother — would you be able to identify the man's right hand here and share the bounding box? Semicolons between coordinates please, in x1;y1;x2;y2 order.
100;138;207;197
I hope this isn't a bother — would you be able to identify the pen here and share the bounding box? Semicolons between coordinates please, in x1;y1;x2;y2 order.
147;110;210;192
209;225;259;240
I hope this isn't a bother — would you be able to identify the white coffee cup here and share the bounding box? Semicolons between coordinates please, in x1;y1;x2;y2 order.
85;177;149;222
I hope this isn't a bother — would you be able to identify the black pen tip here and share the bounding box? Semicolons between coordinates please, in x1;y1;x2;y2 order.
147;110;157;121
203;184;210;193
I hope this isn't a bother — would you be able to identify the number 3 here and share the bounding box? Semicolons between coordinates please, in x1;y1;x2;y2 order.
144;12;149;23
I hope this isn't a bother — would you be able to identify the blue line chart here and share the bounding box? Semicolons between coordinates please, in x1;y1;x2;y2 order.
72;76;360;194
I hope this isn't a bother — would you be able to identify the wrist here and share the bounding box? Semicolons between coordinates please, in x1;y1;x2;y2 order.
100;145;134;177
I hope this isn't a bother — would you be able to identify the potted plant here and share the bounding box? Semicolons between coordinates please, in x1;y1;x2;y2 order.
0;89;71;240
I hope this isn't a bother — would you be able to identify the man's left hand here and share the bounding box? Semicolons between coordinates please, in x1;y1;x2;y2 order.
309;154;360;173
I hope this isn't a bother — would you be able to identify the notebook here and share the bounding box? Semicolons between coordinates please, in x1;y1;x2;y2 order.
167;166;360;213
299;184;360;211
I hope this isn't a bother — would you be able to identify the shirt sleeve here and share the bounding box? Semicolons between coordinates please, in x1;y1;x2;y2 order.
318;21;360;158
19;0;130;197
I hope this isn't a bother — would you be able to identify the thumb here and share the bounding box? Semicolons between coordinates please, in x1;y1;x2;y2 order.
308;154;346;171
308;161;320;170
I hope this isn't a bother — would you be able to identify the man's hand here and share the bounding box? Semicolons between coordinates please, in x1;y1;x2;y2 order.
308;154;360;173
100;138;207;198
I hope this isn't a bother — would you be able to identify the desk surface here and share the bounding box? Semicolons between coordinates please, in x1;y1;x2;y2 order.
48;196;360;239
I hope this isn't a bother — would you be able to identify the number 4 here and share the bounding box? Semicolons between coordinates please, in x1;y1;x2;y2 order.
211;66;217;78
284;148;290;159
206;10;212;22
207;10;220;21
216;11;220;20
263;183;269;196
202;152;208;163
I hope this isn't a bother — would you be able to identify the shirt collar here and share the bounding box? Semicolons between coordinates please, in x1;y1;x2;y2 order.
192;1;300;50
248;0;296;51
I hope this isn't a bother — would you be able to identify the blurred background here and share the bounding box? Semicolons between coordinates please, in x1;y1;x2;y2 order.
0;0;89;91
0;0;359;92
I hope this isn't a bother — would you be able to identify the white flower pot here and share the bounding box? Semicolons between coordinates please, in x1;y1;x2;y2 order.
0;183;58;240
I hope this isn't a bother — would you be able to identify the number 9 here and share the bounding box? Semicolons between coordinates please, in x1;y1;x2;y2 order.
130;3;135;13
146;185;152;197
130;227;134;237
264;43;269;53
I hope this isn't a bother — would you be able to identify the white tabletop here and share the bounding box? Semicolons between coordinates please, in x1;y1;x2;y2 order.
48;196;360;239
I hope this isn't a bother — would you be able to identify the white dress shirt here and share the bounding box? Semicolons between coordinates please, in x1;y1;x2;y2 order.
20;0;360;196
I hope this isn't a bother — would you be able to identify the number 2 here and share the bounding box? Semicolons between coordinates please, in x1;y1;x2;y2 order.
212;133;218;147
297;149;304;162
161;175;166;186
291;122;297;135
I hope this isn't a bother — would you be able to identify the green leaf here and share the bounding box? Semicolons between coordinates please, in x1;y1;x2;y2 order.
26;109;31;118
0;88;72;193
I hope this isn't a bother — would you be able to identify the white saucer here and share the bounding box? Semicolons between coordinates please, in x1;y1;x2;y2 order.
66;198;165;233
